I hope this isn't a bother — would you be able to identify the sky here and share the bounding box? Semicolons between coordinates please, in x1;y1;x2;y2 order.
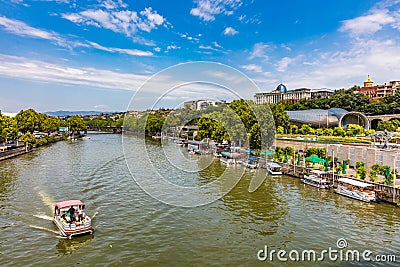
0;0;400;112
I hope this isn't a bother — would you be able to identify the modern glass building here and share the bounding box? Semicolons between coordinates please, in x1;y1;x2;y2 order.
287;108;370;129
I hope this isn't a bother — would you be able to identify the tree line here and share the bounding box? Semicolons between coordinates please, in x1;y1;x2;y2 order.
282;86;400;115
0;109;86;146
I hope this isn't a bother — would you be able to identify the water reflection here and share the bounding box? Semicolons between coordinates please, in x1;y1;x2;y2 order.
56;235;94;255
0;161;18;202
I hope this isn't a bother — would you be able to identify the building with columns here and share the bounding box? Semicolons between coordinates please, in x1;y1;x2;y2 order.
254;84;334;104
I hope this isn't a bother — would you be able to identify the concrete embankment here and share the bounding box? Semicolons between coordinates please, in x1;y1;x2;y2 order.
0;147;31;161
278;162;400;205
0;136;64;162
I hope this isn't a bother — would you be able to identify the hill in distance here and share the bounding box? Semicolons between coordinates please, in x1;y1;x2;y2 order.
45;110;117;117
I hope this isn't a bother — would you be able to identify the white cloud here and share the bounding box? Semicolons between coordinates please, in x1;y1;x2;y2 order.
0;16;57;40
87;41;153;56
248;42;270;61
223;26;238;35
178;32;200;41
0;16;154;56
199;45;218;51
61;7;166;37
99;0;127;10
276;57;293;72
0;54;148;91
213;41;222;48
154;47;161;52
281;44;291;51
167;45;180;50
190;0;242;21
241;64;262;73
339;9;395;35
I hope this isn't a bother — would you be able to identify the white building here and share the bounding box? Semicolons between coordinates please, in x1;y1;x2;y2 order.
254;84;335;104
184;100;226;110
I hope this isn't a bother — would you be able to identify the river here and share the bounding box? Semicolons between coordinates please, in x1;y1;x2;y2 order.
0;134;399;266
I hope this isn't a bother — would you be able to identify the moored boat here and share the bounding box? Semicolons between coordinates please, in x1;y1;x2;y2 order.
267;162;282;175
241;156;259;169
301;170;332;189
334;178;376;202
53;200;94;239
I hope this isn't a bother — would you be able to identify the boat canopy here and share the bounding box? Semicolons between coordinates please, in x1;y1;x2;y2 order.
55;200;85;209
268;162;281;168
310;170;328;175
337;178;372;188
221;152;241;158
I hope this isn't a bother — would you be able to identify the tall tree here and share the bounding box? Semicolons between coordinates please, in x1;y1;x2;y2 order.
15;109;41;133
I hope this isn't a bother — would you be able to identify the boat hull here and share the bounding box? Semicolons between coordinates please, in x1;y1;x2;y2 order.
53;217;93;238
334;188;374;203
267;168;282;175
301;179;332;189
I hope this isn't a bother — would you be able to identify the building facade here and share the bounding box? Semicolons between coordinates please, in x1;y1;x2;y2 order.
356;75;400;100
254;84;334;104
183;100;226;110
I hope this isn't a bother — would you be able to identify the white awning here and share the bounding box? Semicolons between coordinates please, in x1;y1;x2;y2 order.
311;170;328;175
337;178;372;188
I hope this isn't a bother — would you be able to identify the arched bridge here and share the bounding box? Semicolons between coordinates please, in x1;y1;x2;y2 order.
367;114;400;129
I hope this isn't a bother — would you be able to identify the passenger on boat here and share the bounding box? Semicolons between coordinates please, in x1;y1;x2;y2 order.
68;206;76;222
77;207;84;222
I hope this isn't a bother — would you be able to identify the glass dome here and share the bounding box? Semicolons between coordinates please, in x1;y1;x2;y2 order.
276;84;287;93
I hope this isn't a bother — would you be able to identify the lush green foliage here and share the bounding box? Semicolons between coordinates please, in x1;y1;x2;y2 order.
304;147;326;158
355;162;367;180
282;86;400;115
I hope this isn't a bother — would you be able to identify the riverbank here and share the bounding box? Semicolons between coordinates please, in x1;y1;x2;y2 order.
0;135;64;162
277;162;400;205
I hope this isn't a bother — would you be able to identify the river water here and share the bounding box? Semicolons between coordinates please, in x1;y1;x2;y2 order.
0;134;399;266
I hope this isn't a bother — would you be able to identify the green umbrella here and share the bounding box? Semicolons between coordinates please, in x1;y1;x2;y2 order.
306;155;325;164
342;160;347;174
324;157;329;171
297;153;301;166
385;166;390;184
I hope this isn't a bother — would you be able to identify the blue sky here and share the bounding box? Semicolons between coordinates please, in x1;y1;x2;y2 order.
0;0;399;112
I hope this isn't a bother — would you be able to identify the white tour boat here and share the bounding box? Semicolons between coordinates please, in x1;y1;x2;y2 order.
53;200;94;239
301;170;332;189
334;178;376;202
267;162;282;175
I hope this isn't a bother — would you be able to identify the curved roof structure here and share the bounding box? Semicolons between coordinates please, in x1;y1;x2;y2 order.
287;108;370;129
276;83;287;93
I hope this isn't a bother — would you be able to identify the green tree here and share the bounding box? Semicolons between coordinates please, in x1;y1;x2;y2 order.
19;132;36;146
276;126;284;134
15;109;41;133
42;116;60;133
145;114;165;135
333;127;345;137
269;103;290;132
0;116;18;143
323;128;333;136
66;116;86;132
289;124;298;135
299;124;314;135
345;124;364;136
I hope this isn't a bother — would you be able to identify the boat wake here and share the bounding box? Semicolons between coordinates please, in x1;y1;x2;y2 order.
92;211;99;219
33;214;53;221
30;225;60;235
38;191;55;213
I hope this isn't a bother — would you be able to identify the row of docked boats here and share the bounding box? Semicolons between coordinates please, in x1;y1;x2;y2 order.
301;170;377;202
